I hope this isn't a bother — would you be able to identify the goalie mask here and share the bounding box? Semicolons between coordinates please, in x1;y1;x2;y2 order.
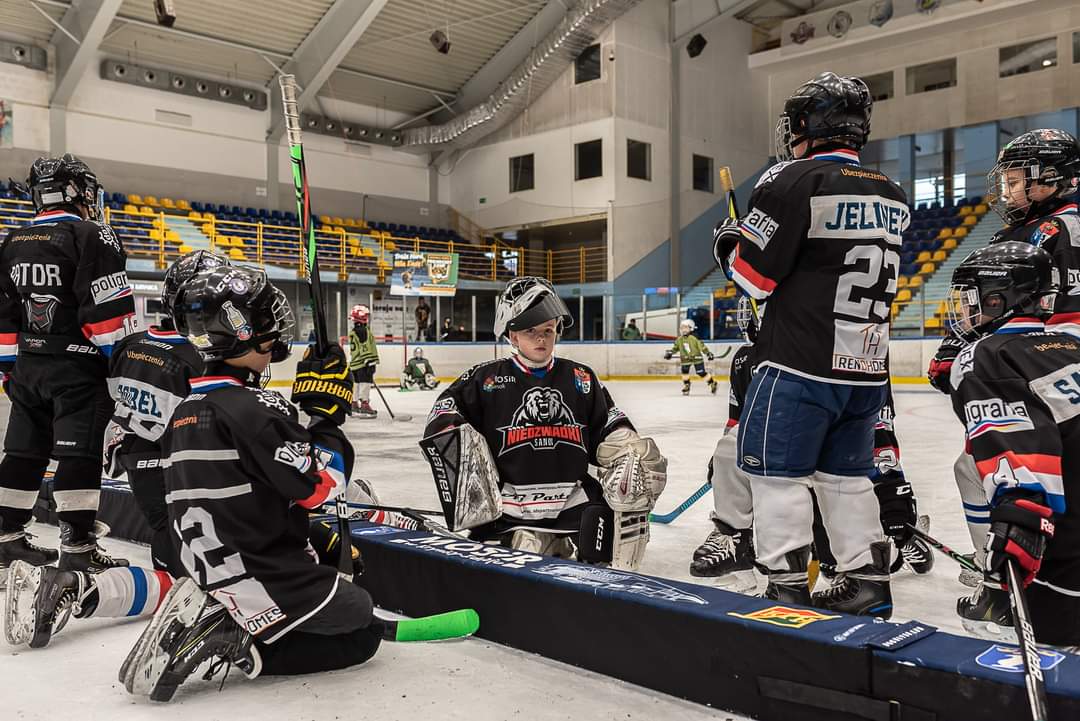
736;296;761;343
494;276;573;340
27;154;103;220
946;241;1057;343
177;266;295;362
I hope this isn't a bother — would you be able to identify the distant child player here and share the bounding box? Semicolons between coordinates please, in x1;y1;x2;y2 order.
665;319;718;395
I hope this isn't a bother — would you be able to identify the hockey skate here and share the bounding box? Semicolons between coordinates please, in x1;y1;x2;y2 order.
690;520;755;591
0;528;57;583
761;580;811;605
759;548;811;605
708;378;718;395
122;577;260;702
957;583;1013;639
897;514;933;575
681;380;691;396
4;561;94;647
58;521;128;573
356;400;378;419
811;542;893;619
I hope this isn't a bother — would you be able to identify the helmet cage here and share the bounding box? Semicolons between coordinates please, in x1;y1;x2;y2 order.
736;296;759;343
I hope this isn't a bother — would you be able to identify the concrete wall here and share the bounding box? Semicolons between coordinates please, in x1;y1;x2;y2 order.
273;337;943;385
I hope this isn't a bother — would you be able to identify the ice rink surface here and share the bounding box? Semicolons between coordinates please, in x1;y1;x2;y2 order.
0;376;978;721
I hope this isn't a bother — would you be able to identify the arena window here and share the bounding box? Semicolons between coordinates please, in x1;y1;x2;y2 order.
692;154;713;193
906;58;957;94
575;44;602;84
627;140;651;181
861;71;894;102
999;37;1057;78
509;154;534;193
575;139;603;181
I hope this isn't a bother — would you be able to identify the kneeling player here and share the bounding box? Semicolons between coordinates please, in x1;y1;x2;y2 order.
121;265;384;701
400;346;439;390
421;276;666;570
946;242;1080;646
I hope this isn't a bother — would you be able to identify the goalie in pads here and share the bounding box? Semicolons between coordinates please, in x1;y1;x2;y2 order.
420;277;667;570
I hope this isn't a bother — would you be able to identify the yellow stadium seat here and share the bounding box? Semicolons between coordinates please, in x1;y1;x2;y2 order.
176;199;191;211
229;247;248;261
178;244;193;254
974;203;988;215
936;227;952;240
356;219;368;229
915;250;932;263
925;317;942;329
958;205;973;216
149;229;164;241
123;204;138;215
140;206;155;216
188;211;202;220
319;224;333;233
962;215;978;227
144;196;159;207
897;275;908;289
385;241;396;252
127;194;143;205
319;215;332;225
161;198;176;209
918;262;935;275
713;289;724;299
943;237;958;250
935;301;947;316
895;288;912;303
166;231;180;243
331;217;344;226
201;223;214;236
361;248;375;258
908;275;923;288
152;217;166;229
931;249;947;262
725;285;737;298
343;218;357;228
953;227;969;239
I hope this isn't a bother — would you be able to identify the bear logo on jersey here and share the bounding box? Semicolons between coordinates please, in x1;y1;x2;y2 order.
499;387;585;455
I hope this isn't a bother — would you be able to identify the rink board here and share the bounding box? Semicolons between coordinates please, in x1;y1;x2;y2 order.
350;522;1080;721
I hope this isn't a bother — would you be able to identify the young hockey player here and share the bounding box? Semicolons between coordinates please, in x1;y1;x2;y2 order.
927;129;1080;588
348;304;379;418
712;72;907;616
120;265;387;701
400;346;439;390
0;155;136;579
945;241;1080;647
421;276;667;570
665;319;718;395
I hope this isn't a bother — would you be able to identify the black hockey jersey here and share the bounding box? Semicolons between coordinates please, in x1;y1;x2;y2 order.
424;355;631;521
161;365;354;644
0;209;135;369
107;325;203;443
730;150;909;385
949;317;1080;597
991;201;1080;338
726;344;753;429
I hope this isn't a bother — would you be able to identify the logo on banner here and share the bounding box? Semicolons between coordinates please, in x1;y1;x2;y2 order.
532;564;708;605
427;255;453;284
499;387;585;455
975;645;1065;673
729;606;841;629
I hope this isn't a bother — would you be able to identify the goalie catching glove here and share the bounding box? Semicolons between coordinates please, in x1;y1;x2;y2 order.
596;427;667;512
291;344;354;425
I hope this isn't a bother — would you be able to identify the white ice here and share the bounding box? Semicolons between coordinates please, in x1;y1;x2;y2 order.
0;379;978;720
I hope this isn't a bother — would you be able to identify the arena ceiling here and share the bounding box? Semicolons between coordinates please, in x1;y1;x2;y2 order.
2;0;553;118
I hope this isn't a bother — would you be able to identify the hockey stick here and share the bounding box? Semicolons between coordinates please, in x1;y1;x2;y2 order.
1006;560;1050;721
280;74;352;582
905;523;981;573
650;480;711;524
378;608;480;642
373;382;414;421
325;501;445;518
717;166;762;325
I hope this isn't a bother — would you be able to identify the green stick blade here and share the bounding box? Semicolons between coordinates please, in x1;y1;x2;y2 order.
393;609;480;642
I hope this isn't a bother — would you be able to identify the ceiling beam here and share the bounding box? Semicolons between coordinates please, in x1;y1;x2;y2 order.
49;0;123;106
266;0;389;142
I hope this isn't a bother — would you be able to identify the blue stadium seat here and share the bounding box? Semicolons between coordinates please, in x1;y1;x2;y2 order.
916;203;928;212
388;223;398;233
258;209;269;219
969;195;983;205
245;207;257;217
271;210;282;220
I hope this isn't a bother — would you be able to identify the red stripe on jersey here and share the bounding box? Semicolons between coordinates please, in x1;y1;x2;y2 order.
726;418;739;429
0;333;16;344
82;314;129;339
298;470;338;510
1047;312;1080;326
974;451;1062;479
731;252;777;296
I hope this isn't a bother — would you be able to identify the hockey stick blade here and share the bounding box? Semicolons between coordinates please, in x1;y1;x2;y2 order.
650;480;711;524
372;382;413;421
1006;560;1050;721
380;609;480;642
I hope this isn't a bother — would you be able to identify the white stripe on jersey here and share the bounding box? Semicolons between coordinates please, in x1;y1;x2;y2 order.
165;483;253;503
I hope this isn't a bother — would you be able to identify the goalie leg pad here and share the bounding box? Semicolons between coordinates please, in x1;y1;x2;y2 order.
596;428;667;512
423;373;440;390
420;423;502;532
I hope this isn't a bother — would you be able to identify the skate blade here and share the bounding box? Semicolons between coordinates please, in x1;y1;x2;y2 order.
958;569;983;588
4;561;40;646
961;617;1012;641
706;569;757;595
121;578;206;696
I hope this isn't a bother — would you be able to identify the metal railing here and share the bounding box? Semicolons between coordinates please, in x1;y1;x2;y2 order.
0;198;608;285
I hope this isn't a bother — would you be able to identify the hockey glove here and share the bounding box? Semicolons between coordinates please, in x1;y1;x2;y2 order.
663;350;673;361
292;344;354;425
985;493;1055;588
706;351;715;361
873;477;916;546
927;333;965;395
712;217;742;276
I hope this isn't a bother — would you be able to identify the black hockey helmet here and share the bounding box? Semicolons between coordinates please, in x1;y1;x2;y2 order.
987;129;1080;226
161;250;231;332
177;265;294;362
947;241;1057;342
26;154;102;219
493;276;573;339
775;72;872;161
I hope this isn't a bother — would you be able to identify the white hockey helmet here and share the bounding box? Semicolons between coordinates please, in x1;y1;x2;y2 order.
413;346;424;358
350;304;370;323
493;276;573;339
679;319;696;334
